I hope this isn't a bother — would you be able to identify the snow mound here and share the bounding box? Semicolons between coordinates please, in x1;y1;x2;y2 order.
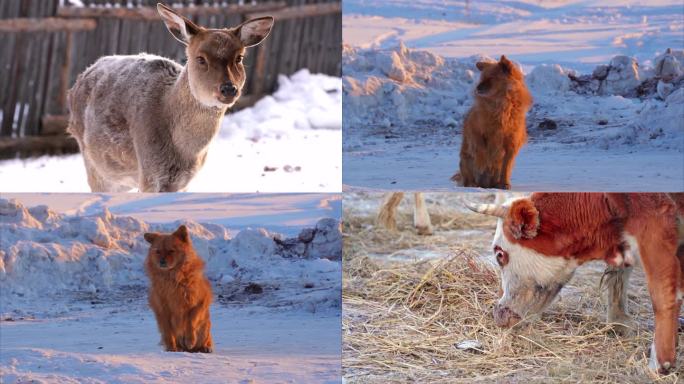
344;44;684;150
220;69;342;141
0;198;341;312
343;43;478;136
527;64;575;95
624;87;684;146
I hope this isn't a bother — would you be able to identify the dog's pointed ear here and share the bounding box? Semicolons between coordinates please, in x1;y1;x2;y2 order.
144;232;160;244
499;55;513;74
476;61;488;71
173;225;189;242
236;16;274;47
506;198;539;239
157;3;202;46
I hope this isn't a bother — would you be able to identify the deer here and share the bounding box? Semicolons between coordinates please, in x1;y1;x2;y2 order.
67;3;274;192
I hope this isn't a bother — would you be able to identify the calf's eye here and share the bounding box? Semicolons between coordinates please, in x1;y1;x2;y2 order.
494;247;508;267
196;56;207;66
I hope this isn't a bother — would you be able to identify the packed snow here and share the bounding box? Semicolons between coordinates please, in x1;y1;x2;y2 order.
0;193;342;237
0;195;342;383
0;69;342;193
343;1;684;191
343;0;683;72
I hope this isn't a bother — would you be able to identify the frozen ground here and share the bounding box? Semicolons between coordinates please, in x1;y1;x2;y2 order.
0;70;342;193
0;196;342;383
1;306;340;384
343;1;684;191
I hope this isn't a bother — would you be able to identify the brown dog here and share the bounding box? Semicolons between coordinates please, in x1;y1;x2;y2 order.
144;225;213;353
452;55;532;189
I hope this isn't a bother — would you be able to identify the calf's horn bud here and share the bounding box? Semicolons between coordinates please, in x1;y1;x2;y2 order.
464;202;507;218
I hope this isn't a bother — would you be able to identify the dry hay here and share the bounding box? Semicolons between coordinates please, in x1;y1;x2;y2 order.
343;203;683;384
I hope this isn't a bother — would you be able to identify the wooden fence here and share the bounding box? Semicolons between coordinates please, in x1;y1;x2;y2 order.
0;0;341;158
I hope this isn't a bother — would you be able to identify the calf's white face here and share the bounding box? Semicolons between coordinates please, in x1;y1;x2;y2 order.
491;213;578;328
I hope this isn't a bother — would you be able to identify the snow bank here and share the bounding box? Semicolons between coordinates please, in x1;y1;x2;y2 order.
526;64;575;95
221;69;342;141
343;44;684;150
0;198;342;313
343;43;477;137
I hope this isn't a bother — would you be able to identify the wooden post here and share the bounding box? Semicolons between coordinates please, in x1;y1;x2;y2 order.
0;17;97;32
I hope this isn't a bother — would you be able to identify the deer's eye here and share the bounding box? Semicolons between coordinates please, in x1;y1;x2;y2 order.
236;55;244;64
196;56;207;66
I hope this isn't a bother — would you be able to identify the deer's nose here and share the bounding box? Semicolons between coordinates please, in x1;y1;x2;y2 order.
220;82;238;97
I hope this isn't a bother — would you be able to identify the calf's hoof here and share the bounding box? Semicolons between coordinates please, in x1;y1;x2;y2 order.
416;225;433;236
606;315;634;337
648;343;675;374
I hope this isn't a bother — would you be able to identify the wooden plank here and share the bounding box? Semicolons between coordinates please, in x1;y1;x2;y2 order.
37;31;56;130
61;32;74;114
28;33;50;136
0;17;97;32
0;135;79;160
57;2;287;20
44;31;64;115
1;34;24;137
247;3;340;20
41;114;70;135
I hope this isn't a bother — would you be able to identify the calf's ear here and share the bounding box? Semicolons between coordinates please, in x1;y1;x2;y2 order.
144;232;160;244
506;199;539;239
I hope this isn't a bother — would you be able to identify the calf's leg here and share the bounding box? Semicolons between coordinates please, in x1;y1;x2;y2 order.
377;193;404;231
602;265;634;335
413;193;433;236
634;224;680;374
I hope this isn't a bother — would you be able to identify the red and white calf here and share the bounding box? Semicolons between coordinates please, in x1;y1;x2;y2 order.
466;193;684;374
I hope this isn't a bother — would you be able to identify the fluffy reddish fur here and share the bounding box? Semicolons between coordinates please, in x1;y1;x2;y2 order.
144;225;213;353
453;55;532;189
504;193;683;372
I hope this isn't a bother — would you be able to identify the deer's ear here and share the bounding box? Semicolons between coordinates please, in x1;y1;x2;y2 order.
237;17;274;47
157;3;201;46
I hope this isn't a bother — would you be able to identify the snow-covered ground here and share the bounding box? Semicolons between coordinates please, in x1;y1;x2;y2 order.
343;1;684;191
343;0;683;71
0;195;342;383
0;70;342;193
